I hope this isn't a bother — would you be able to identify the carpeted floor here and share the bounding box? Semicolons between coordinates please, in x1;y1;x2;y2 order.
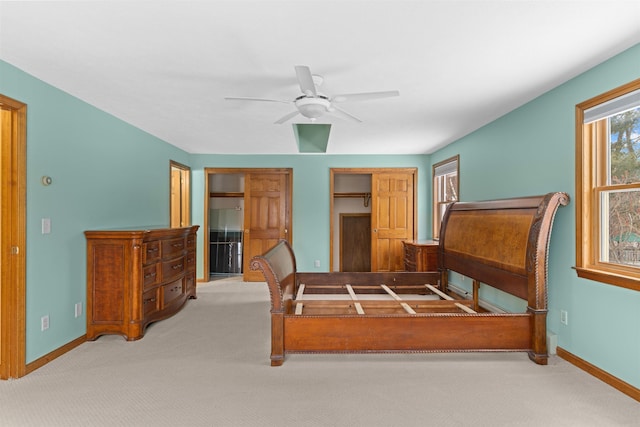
1;279;639;427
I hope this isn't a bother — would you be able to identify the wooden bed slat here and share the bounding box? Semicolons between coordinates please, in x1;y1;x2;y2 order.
425;284;453;300
381;284;417;315
455;303;477;314
345;284;365;315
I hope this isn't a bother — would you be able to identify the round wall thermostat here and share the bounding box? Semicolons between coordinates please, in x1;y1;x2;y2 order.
41;176;52;186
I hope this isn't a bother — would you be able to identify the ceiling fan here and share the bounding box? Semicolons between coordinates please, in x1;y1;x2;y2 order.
225;65;399;124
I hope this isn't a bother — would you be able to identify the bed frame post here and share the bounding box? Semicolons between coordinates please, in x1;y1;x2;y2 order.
526;192;570;365
269;312;285;366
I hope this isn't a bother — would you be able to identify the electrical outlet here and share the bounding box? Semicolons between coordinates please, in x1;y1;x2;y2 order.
560;310;568;325
41;315;49;331
314;260;321;268
75;302;82;318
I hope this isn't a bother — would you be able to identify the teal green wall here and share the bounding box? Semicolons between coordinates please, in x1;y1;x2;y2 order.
190;155;430;273
430;43;640;389
0;60;191;363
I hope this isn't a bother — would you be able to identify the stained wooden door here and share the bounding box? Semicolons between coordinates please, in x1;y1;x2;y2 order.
371;171;414;272
242;172;291;281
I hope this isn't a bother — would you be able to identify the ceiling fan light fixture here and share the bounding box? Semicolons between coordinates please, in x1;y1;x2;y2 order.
295;97;330;119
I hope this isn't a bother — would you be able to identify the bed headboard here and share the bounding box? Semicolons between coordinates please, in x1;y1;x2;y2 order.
439;192;569;310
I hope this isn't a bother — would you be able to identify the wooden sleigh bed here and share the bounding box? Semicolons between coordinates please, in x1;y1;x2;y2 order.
250;192;569;366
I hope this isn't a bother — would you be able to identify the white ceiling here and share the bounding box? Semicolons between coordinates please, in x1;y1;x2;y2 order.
1;1;640;155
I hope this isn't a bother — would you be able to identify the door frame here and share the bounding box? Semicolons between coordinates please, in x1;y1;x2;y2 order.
0;94;27;379
330;168;417;272
204;168;292;281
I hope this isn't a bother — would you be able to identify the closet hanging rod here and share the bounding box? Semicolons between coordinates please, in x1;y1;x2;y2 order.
334;192;371;207
210;192;244;198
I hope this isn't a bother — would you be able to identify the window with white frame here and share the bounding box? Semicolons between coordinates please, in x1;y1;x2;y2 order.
432;155;459;239
576;78;640;291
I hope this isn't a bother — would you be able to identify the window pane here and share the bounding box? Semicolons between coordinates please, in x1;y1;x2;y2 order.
608;106;640;185
443;173;458;202
438;203;450;221
600;189;640;267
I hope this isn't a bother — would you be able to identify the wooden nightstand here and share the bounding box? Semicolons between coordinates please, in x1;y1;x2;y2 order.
402;240;439;271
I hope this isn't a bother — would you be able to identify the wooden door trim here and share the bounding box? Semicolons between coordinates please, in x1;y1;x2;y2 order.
330;168;417;272
203;168;292;281
0;94;27;379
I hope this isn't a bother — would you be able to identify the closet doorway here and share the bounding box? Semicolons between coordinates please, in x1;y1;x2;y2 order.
330;168;416;272
205;168;292;282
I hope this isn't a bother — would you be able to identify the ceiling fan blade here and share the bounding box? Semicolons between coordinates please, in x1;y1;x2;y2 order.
295;65;317;97
331;90;399;103
328;106;362;123
225;97;291;104
274;110;301;124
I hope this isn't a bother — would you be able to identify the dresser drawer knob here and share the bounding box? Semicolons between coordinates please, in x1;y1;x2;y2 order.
172;263;183;270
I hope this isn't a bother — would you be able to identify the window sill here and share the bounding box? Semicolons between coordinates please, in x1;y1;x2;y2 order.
574;266;640;292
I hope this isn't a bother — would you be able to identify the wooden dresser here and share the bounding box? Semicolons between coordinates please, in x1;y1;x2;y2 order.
402;240;439;271
85;225;199;341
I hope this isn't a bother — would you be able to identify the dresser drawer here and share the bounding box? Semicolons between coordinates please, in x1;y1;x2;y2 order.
162;256;185;282
143;263;160;288
142;288;159;316
186;233;196;250
162;237;186;259
143;241;161;264
185;250;196;271
162;279;184;307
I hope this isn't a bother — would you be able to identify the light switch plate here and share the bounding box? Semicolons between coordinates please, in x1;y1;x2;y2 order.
41;218;51;234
